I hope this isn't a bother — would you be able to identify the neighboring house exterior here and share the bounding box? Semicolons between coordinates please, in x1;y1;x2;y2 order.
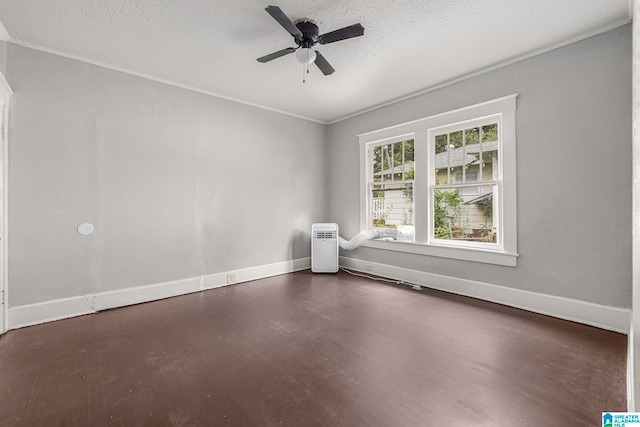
372;162;414;227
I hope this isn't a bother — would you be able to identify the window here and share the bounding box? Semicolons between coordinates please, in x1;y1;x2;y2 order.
359;95;518;266
368;138;415;242
432;120;499;248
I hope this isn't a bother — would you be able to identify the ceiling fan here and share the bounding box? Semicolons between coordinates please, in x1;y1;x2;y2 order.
257;5;364;81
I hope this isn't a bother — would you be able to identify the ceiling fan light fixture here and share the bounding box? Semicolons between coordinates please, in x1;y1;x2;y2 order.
258;5;364;81
295;48;316;65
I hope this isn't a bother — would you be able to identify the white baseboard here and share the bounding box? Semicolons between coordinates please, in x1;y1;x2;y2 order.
8;255;626;335
201;257;310;290
95;277;202;312
340;256;631;334
7;295;94;329
7;257;311;330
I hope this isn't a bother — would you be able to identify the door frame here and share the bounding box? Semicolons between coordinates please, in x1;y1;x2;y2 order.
0;71;11;334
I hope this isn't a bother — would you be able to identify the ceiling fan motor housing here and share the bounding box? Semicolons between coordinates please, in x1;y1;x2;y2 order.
294;19;319;48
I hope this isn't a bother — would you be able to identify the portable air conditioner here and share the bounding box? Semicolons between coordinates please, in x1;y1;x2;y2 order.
311;223;339;273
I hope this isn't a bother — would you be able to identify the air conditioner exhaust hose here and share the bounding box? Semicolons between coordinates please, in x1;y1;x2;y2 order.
338;229;379;250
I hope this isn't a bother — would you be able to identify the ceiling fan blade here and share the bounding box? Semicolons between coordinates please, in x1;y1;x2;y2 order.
265;5;302;41
314;51;335;76
318;23;364;45
257;47;297;63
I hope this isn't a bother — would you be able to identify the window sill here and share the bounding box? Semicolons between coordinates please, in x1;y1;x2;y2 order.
360;239;518;267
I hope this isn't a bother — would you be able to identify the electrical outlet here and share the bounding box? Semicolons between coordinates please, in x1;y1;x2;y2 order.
227;273;237;284
365;264;373;272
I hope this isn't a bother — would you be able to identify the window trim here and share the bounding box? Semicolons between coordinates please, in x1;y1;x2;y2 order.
358;94;518;267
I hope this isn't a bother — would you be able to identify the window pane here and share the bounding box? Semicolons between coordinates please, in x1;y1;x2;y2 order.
481;136;498;180
435;134;449;183
373;146;381;174
450;130;463;149
382;145;393;171
404;140;414;163
479;123;498;181
404;165;414;182
465;127;479;146
393;142;402;167
371;182;414;229
433;185;497;243
435;134;447;154
465;170;478;182
482;123;498;142
481;150;498;180
371;184;386;227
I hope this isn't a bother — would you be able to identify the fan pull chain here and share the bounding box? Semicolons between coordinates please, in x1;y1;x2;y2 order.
302;48;309;83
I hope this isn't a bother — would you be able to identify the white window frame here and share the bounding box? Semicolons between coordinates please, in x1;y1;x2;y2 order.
358;94;518;267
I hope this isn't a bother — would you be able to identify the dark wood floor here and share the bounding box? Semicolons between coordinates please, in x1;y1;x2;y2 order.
0;270;627;426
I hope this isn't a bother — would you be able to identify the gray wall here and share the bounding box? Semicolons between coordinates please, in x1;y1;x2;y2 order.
0;40;6;75
328;24;632;308
4;25;632;310
6;44;327;306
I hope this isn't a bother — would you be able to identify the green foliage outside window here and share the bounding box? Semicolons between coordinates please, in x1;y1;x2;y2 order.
434;188;463;239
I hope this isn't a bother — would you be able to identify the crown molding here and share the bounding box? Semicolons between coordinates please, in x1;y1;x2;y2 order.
7;39;329;125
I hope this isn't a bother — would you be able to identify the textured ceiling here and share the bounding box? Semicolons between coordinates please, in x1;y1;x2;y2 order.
0;1;632;123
